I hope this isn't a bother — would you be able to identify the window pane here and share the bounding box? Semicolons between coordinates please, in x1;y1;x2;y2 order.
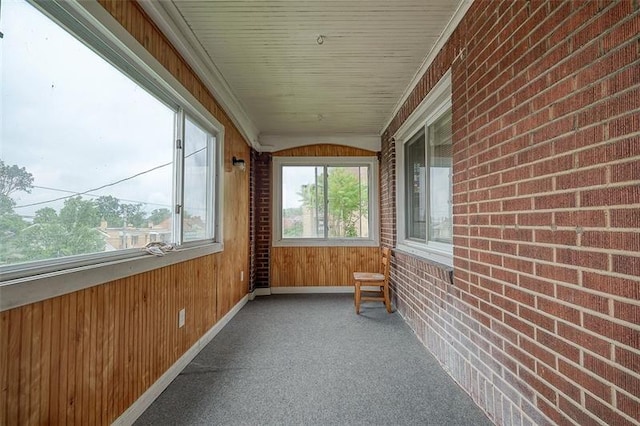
183;117;214;242
428;109;453;244
282;166;324;238
405;130;427;240
327;166;369;238
0;0;174;266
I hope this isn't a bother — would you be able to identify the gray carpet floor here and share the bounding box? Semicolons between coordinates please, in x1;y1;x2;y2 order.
135;294;492;426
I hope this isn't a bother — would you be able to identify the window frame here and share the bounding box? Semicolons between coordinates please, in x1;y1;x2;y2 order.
272;156;379;247
395;70;453;266
0;0;224;310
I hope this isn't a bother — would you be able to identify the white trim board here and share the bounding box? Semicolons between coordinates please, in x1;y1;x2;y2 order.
252;287;272;297
112;294;249;426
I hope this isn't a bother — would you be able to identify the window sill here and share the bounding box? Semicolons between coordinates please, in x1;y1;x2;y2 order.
396;242;453;268
0;242;223;312
273;238;379;248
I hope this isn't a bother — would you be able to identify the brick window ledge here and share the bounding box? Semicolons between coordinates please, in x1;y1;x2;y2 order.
393;247;454;285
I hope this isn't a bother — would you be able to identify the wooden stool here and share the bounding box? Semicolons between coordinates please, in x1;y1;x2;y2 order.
353;247;392;314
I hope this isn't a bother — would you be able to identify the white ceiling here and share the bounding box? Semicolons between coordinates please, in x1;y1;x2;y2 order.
141;0;468;151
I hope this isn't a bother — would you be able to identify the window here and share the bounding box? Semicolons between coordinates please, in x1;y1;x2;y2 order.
182;116;217;243
0;0;223;281
273;157;379;246
396;71;452;265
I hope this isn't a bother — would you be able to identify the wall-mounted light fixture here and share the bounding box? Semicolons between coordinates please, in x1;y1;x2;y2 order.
232;156;246;171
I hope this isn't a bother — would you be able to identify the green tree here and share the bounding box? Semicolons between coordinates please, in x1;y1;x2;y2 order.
149;208;171;225
33;207;58;224
0;161;32;264
60;196;101;230
119;203;147;228
0;207;28;264
299;168;367;237
0;160;34;197
96;195;122;227
17;197;105;261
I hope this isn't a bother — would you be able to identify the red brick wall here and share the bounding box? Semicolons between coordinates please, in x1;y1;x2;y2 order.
251;152;272;289
381;1;640;425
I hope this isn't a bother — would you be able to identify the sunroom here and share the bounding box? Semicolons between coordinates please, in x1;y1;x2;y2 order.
1;0;638;425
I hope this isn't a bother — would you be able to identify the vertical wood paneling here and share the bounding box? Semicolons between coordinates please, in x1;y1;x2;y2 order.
0;311;8;425
38;300;51;424
0;0;250;424
47;298;60;424
7;309;21;424
18;305;32;424
271;246;380;286
274;144;377;157
29;303;41;425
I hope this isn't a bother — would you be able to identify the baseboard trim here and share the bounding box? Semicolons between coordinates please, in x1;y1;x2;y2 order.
272;286;353;294
112;293;249;426
252;287;272;297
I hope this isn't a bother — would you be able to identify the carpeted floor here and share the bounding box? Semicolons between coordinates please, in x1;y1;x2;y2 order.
135;294;493;425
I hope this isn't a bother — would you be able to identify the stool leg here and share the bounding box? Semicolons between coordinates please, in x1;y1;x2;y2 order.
354;281;361;314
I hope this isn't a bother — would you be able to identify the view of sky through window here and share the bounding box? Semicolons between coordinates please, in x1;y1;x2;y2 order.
1;0;176;264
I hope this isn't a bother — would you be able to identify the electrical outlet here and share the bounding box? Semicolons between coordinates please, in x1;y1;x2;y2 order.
240;271;244;281
178;308;185;328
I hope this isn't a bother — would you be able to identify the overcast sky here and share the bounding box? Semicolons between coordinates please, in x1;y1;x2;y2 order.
2;0;175;219
1;0;450;224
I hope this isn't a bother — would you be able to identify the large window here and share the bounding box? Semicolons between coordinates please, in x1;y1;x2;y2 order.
273;157;378;246
405;109;453;244
0;0;222;280
396;71;452;265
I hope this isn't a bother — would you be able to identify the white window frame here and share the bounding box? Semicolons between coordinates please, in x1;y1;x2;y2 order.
272;156;379;247
395;70;453;266
0;0;225;310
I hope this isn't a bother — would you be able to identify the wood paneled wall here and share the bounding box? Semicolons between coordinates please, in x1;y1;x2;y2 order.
274;144;376;157
271;144;381;287
271;246;380;286
0;1;250;425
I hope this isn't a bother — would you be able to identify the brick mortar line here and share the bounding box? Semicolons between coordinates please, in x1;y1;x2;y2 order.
452;128;640;175
464;0;559;92
461;128;640;176
460;226;640;235
466;5;634;117
469;161;640;188
452;272;640;351
392;290;548;425
516;358;624;426
458;204;640;216
460;240;640;261
465;78;638;152
468;41;639;128
399;280;640;424
465;225;640;233
394;283;602;426
407;262;640;350
461;231;640;254
396;280;640;404
455;260;640;311
461;97;640;164
466;181;640;202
